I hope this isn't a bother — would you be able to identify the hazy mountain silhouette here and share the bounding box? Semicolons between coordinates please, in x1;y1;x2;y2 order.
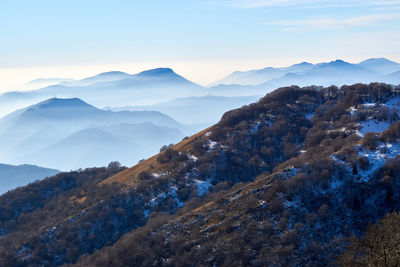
358;57;400;75
0;98;184;170
211;58;400;97
22;123;184;170
0;68;206;118
213;62;314;86
0;163;59;195
108;95;261;132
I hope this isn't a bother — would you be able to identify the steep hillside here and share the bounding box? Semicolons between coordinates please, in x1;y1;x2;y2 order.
72;83;400;266
1;83;400;266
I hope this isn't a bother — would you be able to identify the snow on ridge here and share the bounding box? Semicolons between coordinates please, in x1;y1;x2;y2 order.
358;142;400;182
357;120;391;137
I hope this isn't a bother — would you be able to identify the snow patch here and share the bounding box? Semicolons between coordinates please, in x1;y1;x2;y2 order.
385;97;400;112
329;179;344;190
208;140;218;150
194;179;212;197
143;209;150;219
188;154;198;162
305;112;315;119
149;186;184;208
357;120;391;137
348;106;357;116
358;142;400;182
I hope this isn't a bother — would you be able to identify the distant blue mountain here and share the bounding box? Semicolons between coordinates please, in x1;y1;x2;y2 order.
213;62;314;86
135;68;182;79
1;97;181;129
25;123;183;170
0;68;206;118
0;163;59;195
0;98;184;170
214;58;400;89
108;94;262;132
65;71;132;86
358;58;400;75
265;59;380;88
387;70;400;84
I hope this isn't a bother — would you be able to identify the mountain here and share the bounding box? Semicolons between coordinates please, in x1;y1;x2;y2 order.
0;163;59;195
30;78;73;84
28;78;75;89
387;70;400;84
0;68;206;118
212;59;400;95
0;83;400;266
213;62;314;86
108;95;262;131
66;71;132;86
0;98;184;170
358;57;400;75
22;124;184;170
267;59;382;88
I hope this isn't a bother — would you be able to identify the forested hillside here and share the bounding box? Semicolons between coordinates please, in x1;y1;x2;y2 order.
1;83;400;266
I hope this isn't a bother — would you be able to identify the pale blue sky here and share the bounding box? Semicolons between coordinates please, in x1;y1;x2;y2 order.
0;0;399;89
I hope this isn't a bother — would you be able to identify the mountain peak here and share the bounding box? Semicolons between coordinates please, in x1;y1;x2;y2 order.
360;57;398;65
330;59;348;65
358;58;400;75
136;68;177;77
32;98;92;109
81;71;131;81
94;71;130;77
293;61;312;66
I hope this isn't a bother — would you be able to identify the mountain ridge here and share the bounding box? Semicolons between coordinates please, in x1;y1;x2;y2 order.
0;97;185;170
0;163;60;195
213;58;399;87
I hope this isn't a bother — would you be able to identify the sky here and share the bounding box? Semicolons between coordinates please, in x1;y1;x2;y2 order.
0;0;399;91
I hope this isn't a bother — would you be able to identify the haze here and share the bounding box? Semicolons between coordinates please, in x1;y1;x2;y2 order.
1;0;399;92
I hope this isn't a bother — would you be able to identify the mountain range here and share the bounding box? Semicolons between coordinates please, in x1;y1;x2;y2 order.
0;163;59;195
0;83;399;266
214;58;400;87
108;94;262;131
0;98;184;171
1;58;400;119
1;58;399;191
0;68;205;118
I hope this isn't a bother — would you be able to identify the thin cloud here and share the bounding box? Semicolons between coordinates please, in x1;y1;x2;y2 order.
225;0;400;8
265;14;400;31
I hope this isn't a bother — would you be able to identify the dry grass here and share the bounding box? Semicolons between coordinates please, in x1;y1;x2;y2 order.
99;126;215;186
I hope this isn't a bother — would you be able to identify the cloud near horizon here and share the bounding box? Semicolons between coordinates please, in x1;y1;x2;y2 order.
265;13;400;31
225;0;400;8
